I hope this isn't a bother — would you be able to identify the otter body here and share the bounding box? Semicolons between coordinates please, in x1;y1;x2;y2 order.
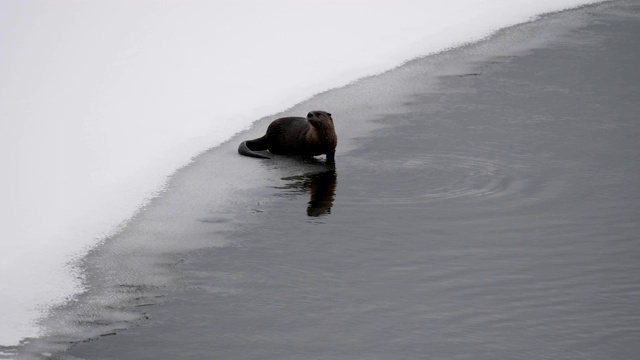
238;111;337;164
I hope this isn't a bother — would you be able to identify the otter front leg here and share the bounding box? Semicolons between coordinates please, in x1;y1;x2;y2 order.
326;151;335;165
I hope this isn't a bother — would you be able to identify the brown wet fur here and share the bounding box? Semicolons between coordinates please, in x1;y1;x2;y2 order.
238;111;337;164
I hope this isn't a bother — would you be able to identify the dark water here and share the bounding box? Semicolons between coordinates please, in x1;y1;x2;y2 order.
10;1;640;359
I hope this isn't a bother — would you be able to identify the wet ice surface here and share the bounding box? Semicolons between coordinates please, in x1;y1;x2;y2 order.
12;1;640;359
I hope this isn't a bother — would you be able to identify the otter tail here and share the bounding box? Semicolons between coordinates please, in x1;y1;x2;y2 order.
238;140;270;159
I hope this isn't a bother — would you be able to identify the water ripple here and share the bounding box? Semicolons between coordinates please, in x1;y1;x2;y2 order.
350;153;530;205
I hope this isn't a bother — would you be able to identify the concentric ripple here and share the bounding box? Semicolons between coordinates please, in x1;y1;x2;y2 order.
350;153;530;205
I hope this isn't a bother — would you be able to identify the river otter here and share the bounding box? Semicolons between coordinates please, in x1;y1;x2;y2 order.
238;111;337;164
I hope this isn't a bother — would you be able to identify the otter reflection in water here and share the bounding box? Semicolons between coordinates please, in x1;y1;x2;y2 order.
280;170;337;217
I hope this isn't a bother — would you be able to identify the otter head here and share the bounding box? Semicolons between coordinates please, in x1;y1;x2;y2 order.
307;110;334;129
306;110;337;151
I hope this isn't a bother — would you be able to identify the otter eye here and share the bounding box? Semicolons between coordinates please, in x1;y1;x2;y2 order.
327;113;332;117
308;112;314;117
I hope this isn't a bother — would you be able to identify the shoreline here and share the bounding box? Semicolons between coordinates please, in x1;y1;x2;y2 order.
8;0;640;358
